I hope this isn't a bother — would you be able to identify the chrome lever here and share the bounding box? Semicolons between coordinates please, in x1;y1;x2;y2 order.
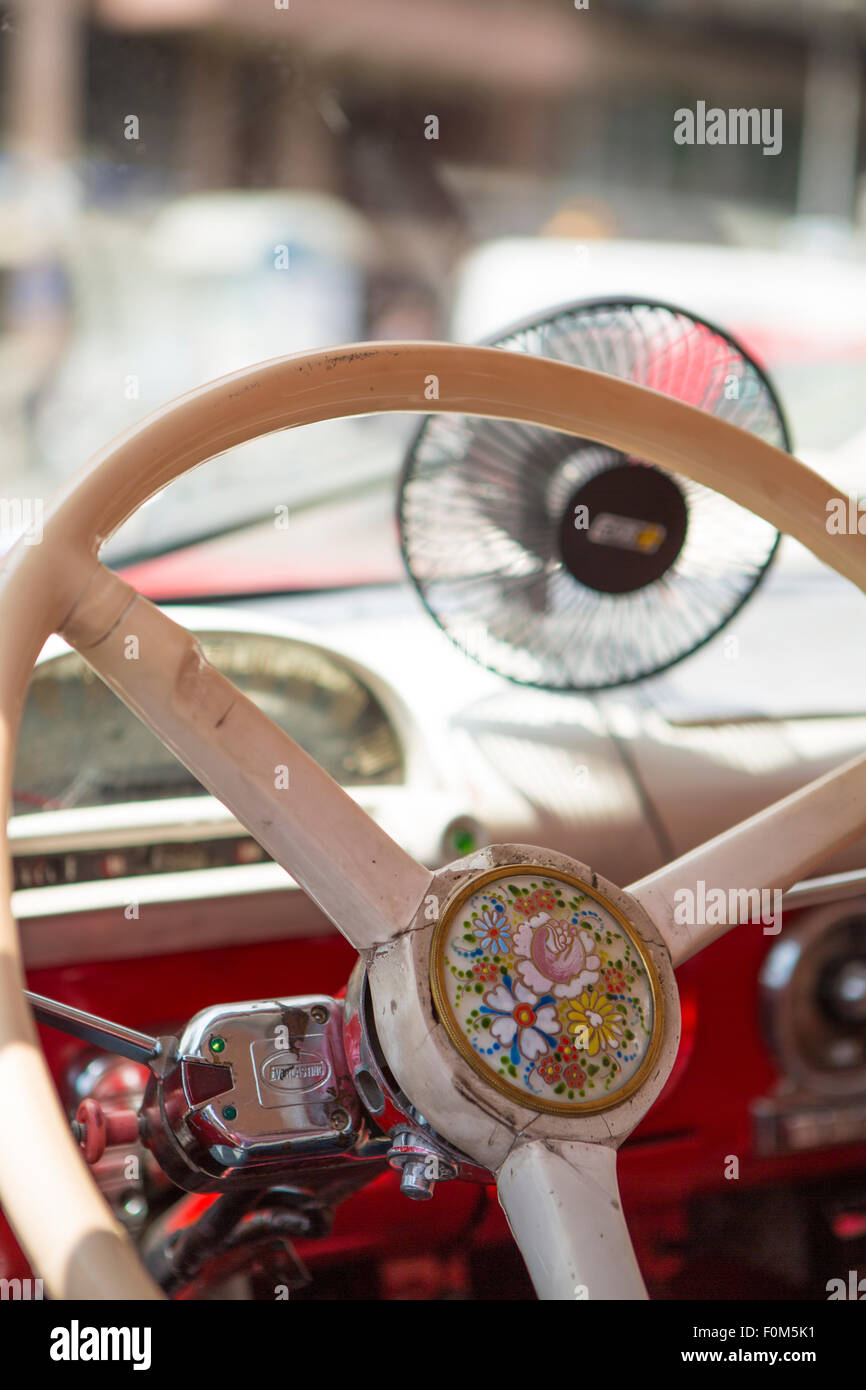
24;990;169;1068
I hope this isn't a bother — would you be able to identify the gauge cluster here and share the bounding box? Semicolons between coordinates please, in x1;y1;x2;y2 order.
13;627;404;817
10;620;408;894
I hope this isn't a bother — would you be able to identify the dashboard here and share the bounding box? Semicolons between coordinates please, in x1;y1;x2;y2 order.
12;576;866;939
7;578;866;1298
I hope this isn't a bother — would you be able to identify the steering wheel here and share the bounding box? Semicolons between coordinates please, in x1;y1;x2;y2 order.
1;342;863;1301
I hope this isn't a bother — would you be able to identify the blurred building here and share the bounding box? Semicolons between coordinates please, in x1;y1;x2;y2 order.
2;0;865;241
1;0;865;490
0;0;863;510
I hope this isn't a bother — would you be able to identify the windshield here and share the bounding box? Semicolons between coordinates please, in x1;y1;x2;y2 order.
2;2;866;590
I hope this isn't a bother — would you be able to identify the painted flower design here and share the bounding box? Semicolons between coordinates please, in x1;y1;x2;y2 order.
578;910;605;934
513;912;600;998
481;980;560;1061
567;988;623;1056
440;873;654;1109
475;903;510;954
537;1056;562;1085
514;888;556;918
603;965;627;995
563;1063;587;1089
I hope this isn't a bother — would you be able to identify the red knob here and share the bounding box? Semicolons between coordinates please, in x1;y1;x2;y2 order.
75;1099;139;1165
76;1098;106;1164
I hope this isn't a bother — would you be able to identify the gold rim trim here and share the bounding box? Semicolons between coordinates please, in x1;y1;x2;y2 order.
430;864;664;1117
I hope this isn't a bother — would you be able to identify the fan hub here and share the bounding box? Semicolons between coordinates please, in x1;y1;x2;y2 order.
559;461;689;595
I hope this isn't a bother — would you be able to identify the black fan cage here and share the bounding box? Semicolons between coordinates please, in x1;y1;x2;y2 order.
399;298;790;691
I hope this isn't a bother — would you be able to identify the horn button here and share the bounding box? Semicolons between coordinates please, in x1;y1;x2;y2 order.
430;865;663;1116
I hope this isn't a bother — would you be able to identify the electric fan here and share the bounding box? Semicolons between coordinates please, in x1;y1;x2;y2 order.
398;298;789;690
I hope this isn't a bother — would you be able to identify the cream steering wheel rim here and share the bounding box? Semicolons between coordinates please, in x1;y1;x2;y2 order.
1;341;864;1301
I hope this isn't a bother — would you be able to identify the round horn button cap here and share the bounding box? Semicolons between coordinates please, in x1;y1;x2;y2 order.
431;866;662;1116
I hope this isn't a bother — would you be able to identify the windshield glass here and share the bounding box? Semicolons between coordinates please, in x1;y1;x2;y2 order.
2;2;866;588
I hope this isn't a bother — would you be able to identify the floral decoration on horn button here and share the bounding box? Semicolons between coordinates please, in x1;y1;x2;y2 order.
431;867;662;1115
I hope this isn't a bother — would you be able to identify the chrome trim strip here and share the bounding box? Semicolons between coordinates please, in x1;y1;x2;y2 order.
9;786;463;868
12;861;299;919
783;868;866;912
9;796;241;853
14;860;866;924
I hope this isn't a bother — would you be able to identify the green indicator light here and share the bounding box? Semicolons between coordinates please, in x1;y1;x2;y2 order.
222;1105;237;1121
453;828;477;855
209;1036;226;1054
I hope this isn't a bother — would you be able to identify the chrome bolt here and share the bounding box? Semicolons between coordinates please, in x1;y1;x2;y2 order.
398;1157;436;1202
387;1127;457;1201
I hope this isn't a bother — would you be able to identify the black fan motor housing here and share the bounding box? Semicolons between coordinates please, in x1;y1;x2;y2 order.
560;461;689;595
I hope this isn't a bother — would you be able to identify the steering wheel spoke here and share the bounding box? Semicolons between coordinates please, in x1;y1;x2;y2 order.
60;563;432;951
497;1138;647;1300
627;752;866;966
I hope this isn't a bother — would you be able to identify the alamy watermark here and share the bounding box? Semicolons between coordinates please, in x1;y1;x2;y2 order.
49;1321;151;1370
826;496;866;533
0;497;44;545
673;880;782;936
674;102;782;157
1;1277;43;1299
827;1270;866;1299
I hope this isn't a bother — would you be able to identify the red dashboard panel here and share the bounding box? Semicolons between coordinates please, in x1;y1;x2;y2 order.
2;910;865;1296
